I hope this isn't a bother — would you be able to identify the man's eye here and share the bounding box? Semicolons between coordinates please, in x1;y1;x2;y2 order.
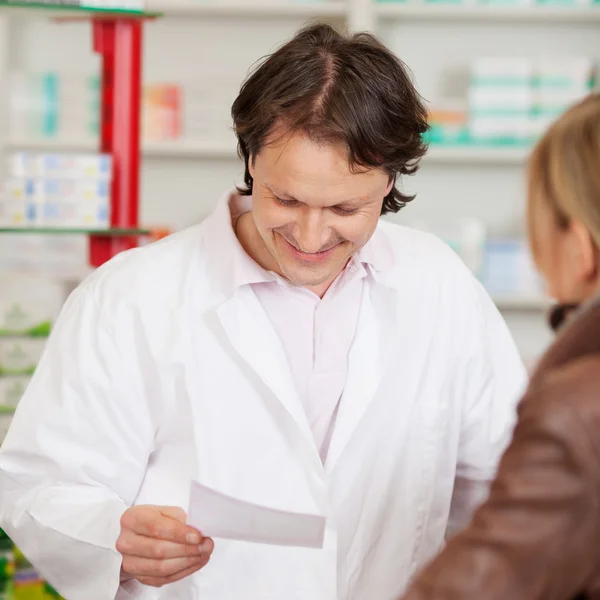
274;196;298;207
332;206;358;216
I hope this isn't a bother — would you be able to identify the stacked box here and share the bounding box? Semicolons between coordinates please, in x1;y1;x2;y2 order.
468;58;535;146
426;100;470;146
5;0;145;10
0;275;66;446
0;529;65;599
483;239;543;297
9;72;100;142
1;152;112;230
532;58;595;138
0;276;66;338
9;73;59;141
182;79;238;143
57;74;100;141
142;84;182;142
0;377;31;409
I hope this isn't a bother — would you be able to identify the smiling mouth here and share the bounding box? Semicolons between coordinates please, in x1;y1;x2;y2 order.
279;234;339;263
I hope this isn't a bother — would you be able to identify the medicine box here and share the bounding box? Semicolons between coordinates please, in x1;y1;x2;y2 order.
0;340;46;376
483;240;542;297
0;377;31;409
9;152;113;180
0;276;66;337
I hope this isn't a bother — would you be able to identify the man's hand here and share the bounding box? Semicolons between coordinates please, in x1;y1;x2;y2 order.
117;505;214;588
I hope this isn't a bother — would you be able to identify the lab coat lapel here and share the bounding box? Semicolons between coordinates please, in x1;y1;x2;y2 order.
216;285;317;450
326;278;397;472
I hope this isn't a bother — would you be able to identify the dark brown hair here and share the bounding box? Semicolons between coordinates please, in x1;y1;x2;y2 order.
231;23;429;215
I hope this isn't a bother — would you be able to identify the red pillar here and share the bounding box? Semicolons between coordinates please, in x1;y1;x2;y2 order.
89;17;143;267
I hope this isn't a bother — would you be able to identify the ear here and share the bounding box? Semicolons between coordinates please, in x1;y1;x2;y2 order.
248;154;256;179
570;219;598;283
385;176;395;197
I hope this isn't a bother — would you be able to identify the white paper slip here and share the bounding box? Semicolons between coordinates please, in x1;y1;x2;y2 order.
187;480;326;549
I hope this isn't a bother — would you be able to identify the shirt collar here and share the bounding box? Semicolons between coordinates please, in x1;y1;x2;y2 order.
203;189;395;298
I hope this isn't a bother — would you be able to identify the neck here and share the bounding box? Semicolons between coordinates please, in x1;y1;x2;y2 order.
235;211;281;275
235;211;345;298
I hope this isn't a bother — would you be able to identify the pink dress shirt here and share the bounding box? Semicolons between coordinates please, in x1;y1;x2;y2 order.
229;194;392;462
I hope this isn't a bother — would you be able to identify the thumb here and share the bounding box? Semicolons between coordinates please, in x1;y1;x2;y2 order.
159;506;188;524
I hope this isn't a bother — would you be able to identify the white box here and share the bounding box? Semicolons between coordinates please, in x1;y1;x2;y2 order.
0;200;40;227
483;240;542;296
9;152;38;178
0;377;31;408
36;154;113;180
472;58;534;84
39;200;110;229
0;339;46;376
4;178;35;202
536;57;595;87
34;178;110;203
0;275;67;337
469;87;534;111
470;115;532;142
9;152;113;180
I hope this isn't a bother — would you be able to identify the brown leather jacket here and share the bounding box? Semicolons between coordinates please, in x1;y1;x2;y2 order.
401;299;600;600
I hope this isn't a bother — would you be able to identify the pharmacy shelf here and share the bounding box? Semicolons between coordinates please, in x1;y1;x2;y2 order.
376;3;600;23
147;0;347;19
0;1;159;19
11;138;535;165
0;227;150;235
425;145;529;165
8;137;240;160
492;295;548;311
144;140;239;159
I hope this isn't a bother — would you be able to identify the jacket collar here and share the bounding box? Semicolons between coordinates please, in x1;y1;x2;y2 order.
548;295;600;332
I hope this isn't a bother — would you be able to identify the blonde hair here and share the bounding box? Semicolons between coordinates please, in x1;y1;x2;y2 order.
527;93;600;261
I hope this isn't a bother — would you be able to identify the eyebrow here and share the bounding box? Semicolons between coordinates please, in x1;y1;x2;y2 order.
265;183;363;206
266;184;297;201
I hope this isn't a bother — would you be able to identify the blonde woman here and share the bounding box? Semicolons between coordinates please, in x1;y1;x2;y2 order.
401;94;600;600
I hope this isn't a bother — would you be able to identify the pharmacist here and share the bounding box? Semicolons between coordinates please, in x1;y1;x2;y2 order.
0;24;526;600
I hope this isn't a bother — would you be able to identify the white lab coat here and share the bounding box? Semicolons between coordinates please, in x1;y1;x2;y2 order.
0;195;526;600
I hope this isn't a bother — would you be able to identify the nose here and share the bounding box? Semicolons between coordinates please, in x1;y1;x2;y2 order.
292;207;330;254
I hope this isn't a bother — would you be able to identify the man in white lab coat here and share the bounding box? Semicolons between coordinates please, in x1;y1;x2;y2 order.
0;24;526;600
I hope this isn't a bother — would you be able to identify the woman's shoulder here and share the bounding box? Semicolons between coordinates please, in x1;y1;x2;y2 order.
533;301;600;379
518;354;600;472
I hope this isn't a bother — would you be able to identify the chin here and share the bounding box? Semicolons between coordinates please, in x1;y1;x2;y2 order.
282;264;333;288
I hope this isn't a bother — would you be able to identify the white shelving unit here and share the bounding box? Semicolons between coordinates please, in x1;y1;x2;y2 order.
147;0;348;19
425;145;529;165
8;136;532;165
376;3;600;22
8;137;240;159
3;0;598;356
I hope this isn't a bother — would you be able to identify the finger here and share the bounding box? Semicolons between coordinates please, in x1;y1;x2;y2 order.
116;530;207;560
127;510;203;545
201;537;215;555
122;554;207;579
158;506;187;524
137;557;210;588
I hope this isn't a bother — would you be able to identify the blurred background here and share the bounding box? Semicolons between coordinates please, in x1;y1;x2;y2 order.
0;0;597;594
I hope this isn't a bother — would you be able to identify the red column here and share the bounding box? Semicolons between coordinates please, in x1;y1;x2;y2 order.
89;17;143;267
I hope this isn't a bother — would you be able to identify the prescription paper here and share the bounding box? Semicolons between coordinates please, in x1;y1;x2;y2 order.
187;480;326;549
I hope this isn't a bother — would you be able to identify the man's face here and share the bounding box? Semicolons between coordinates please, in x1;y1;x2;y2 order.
249;129;392;293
